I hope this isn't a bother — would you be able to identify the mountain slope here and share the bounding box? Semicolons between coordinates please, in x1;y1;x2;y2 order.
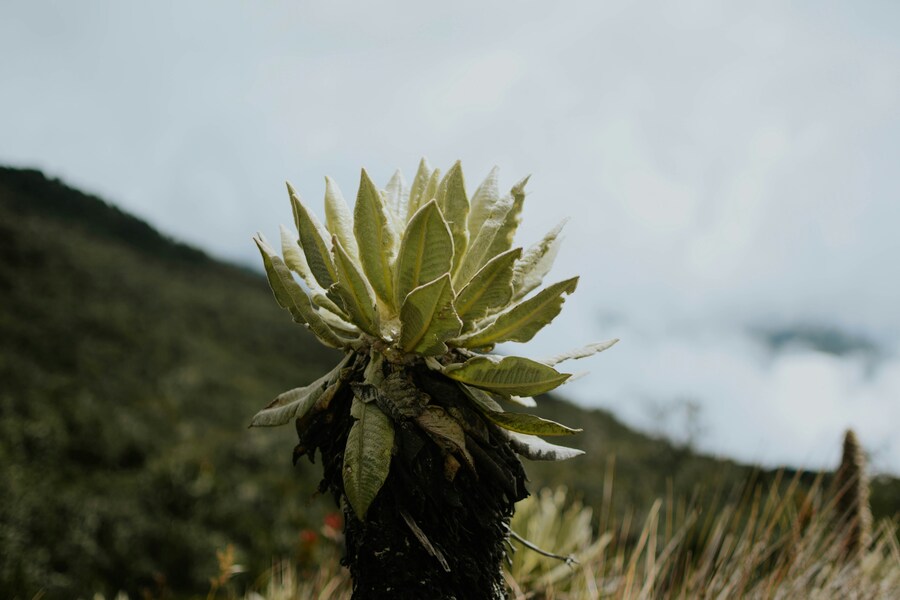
0;167;344;597
0;167;895;598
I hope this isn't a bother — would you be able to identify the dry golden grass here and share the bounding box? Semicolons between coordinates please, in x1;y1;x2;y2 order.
93;461;899;600
503;461;899;599
240;462;898;600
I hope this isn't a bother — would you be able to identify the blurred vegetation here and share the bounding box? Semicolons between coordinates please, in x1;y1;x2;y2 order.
0;168;341;597
509;471;899;598
122;472;899;599
0;167;896;598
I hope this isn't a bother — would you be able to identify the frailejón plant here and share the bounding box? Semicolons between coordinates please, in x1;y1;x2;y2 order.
251;159;616;597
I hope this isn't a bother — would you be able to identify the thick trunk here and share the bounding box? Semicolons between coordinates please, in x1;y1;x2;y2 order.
295;365;528;600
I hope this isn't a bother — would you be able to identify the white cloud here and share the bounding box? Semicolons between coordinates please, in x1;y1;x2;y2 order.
533;323;900;474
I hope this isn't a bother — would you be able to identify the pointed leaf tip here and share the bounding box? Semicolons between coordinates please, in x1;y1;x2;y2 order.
407;158;433;222
438;161;470;274
504;431;585;461
395;199;454;306
512;219;568;300
289;187;339;290
541;339;619;367
354;168;397;307
253;235;348;348
454;176;524;288
324;175;358;259
467;166;500;240
250;359;348;427
512;174;531;193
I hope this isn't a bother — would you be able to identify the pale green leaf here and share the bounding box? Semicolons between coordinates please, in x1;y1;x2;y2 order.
331;236;380;336
343;397;394;520
354;169;397;308
511;219;567;301
442;355;571;397
287;183;338;290
253;235;347;349
453;177;527;288
436;161;469;274
279;225;317;289
459;382;579;435
313;292;350;322
395;200;454;306
363;351;385;385
454;247;521;327
467;166;499;240
510;174;530;199
478;408;580;436
422;168;441;206
453;191;513;287
249;357;349;427
324;176;359;259
541;339;619;367
383;169;408;231
458;277;578;348
504;430;584;461
460;378;536;412
250;379;327;428
458;383;504;412
399;274;462;356
279;225;347;317
406;157;432;223
485;186;523;259
415;405;475;472
255;234;312;316
317;306;360;338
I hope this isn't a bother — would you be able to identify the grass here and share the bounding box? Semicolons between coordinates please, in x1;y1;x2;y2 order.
503;464;900;599
195;460;898;600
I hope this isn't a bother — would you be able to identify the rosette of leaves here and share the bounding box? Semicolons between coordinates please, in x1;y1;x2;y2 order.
251;159;616;597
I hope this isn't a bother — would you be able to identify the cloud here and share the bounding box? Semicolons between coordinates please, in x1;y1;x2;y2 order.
521;322;900;474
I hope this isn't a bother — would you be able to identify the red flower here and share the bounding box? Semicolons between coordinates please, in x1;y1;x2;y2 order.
324;512;342;530
299;529;318;545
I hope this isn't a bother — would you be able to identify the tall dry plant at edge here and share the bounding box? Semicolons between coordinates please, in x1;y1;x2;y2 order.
833;428;874;560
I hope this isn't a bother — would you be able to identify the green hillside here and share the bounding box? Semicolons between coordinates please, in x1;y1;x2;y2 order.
0;167;895;598
0;167;341;597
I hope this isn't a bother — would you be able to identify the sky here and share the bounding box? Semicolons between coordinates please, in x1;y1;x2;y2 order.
2;1;899;473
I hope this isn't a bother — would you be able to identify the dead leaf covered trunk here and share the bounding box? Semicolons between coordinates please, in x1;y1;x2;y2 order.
295;364;528;600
